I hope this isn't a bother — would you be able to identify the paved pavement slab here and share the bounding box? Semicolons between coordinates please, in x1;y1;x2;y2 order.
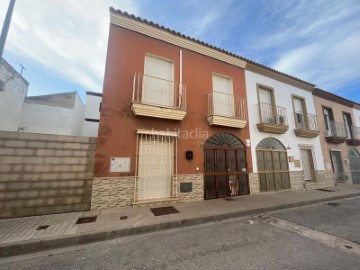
0;184;359;257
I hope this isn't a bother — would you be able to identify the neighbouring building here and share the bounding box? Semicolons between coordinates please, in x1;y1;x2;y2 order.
245;65;329;192
93;8;359;210
19;91;85;136
0;58;29;131
81;91;102;137
313;88;360;185
93;8;253;209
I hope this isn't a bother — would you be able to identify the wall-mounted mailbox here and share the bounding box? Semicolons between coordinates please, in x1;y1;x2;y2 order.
110;157;130;173
185;151;193;160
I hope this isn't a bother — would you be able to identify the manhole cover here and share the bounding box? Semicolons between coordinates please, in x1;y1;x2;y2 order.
76;216;97;224
327;202;341;207
317;189;335;192
37;225;49;230
150;206;179;216
224;198;235;201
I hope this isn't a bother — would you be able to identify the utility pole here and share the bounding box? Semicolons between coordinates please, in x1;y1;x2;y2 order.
0;0;16;59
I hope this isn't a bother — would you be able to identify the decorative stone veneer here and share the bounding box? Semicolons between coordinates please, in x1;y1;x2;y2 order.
248;171;307;194
91;174;204;210
248;172;260;194
289;171;305;191
177;174;203;202
305;170;336;190
91;176;135;209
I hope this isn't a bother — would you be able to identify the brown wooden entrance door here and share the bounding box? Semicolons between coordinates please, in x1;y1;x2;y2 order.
204;133;249;200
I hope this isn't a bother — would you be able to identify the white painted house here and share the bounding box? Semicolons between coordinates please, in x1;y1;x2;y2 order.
81;91;102;137
0;58;29;131
245;63;328;193
19;91;85;135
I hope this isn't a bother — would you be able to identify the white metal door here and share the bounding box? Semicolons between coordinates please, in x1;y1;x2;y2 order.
138;135;173;200
212;75;233;117
143;55;174;107
300;148;315;181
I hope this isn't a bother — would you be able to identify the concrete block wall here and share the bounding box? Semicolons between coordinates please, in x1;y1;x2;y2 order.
0;131;96;218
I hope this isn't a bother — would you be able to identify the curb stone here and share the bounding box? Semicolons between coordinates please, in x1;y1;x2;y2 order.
1;192;360;258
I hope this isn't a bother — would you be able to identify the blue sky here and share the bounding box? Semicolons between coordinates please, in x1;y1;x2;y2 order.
1;0;359;102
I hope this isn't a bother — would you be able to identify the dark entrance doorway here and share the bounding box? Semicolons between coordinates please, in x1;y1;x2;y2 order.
203;133;249;200
349;148;360;184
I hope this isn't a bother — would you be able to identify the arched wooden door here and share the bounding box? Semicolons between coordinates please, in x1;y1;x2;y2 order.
204;133;249;200
256;138;290;192
349;148;360;184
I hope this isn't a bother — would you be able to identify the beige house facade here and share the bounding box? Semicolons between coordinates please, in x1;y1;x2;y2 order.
313;89;360;185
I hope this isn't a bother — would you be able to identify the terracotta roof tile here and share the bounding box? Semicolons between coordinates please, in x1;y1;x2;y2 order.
110;8;360;106
110;7;314;87
313;88;360;107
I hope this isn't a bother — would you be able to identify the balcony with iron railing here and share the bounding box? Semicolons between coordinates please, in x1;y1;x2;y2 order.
207;91;247;128
325;120;346;143
346;125;360;146
293;112;320;138
256;102;289;134
131;73;187;121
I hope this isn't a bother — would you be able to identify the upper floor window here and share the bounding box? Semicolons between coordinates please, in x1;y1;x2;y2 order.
343;112;353;139
292;96;306;129
257;85;276;123
143;54;174;107
212;74;233;117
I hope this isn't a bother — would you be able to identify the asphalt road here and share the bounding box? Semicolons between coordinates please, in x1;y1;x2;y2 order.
1;197;360;270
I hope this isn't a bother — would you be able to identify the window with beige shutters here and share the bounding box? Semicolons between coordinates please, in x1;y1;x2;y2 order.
212;74;234;117
137;134;175;200
143;55;174;107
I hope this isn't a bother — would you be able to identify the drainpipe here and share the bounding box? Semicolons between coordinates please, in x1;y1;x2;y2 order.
179;49;182;108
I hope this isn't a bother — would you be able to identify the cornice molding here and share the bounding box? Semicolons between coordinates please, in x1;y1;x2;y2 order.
313;89;354;107
246;63;314;92
110;12;247;69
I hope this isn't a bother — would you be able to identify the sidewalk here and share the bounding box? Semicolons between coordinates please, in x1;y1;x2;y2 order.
1;184;360;258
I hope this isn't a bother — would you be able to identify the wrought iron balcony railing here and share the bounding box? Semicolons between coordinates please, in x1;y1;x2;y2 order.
294;112;318;131
349;126;360;140
132;73;186;110
208;91;246;120
325;120;346;138
257;102;288;125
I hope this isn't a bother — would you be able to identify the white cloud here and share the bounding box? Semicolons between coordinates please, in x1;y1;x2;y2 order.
266;0;360;94
0;0;139;93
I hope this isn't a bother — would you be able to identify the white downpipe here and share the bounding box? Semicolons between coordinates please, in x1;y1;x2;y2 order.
179;49;182;84
179;49;183;108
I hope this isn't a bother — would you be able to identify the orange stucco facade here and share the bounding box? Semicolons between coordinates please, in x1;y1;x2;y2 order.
95;25;252;178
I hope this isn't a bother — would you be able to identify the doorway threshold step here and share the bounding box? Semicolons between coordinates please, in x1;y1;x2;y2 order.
133;197;179;208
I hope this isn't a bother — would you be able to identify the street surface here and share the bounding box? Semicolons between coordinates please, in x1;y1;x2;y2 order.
1;197;360;270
